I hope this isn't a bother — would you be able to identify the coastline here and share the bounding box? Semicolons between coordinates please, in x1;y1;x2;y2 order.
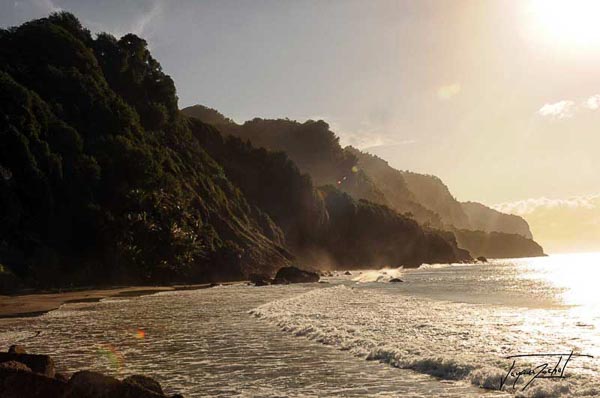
0;282;244;319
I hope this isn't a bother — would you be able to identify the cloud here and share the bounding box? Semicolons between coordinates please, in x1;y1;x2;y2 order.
130;0;163;37
537;94;600;119
437;83;461;100
493;194;600;254
80;0;164;41
494;195;599;215
583;94;600;110
537;100;575;119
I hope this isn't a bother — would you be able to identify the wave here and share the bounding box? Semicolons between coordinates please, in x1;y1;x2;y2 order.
250;286;596;397
418;262;476;270
351;268;404;283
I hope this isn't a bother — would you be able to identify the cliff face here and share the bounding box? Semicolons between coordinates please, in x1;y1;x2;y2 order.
453;229;544;259
345;147;443;228
182;104;544;260
342;146;539;256
461;201;533;239
188;118;469;270
0;15;471;290
182;106;389;206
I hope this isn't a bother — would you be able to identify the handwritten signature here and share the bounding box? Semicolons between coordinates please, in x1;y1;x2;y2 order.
500;351;593;391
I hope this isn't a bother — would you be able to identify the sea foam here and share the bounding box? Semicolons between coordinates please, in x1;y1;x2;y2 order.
250;285;598;397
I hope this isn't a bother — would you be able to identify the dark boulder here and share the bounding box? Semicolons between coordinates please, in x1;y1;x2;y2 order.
476;256;488;263
389;278;404;283
0;352;55;377
0;366;65;398
248;273;272;286
63;371;121;398
123;374;164;395
0;361;31;372
272;267;319;284
344;271;352;275
64;371;169;398
8;345;26;354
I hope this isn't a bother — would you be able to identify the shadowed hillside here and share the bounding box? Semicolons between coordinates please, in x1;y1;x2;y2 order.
183;104;543;259
0;13;471;290
187;118;471;269
453;229;544;259
461;201;532;239
183;105;389;206
0;13;291;287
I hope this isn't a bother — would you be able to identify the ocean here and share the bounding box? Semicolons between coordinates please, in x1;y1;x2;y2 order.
1;253;599;397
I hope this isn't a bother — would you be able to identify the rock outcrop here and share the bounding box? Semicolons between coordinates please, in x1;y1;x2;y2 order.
0;347;183;398
272;266;320;284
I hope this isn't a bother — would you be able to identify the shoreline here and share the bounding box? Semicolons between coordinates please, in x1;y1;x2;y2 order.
0;282;244;319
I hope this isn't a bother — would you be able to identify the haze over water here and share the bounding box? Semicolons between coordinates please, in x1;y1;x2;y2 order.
1;253;599;397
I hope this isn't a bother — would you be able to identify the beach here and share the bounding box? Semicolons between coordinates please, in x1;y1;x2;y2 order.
1;254;599;397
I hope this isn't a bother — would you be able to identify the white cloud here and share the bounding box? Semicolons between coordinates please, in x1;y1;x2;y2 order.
493;195;600;215
493;194;600;253
537;94;600;119
537;100;575;119
583;94;600;110
131;0;163;37
81;0;164;41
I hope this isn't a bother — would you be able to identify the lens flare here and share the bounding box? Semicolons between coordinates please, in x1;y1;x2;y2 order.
96;344;124;371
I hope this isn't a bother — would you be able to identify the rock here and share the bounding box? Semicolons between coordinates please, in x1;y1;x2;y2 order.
8;345;26;354
248;273;272;286
123;374;163;395
55;372;70;382
64;371;170;398
344;271;352;275
0;353;55;377
389;278;404;283
63;371;121;398
476;256;488;263
0;360;32;372
0;367;66;398
272;266;319;284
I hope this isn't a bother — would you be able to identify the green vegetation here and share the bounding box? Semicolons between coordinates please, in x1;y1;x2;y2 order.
188;119;470;268
183;105;544;260
0;13;543;290
0;13;289;288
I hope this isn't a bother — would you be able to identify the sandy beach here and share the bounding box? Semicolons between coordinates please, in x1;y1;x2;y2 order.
0;283;233;318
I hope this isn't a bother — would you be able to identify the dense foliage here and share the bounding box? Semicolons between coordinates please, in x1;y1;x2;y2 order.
188;119;469;268
0;13;290;288
0;13;541;290
182;105;388;206
183;105;543;259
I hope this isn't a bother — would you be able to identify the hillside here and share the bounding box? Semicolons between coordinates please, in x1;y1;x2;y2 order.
453;229;544;259
0;13;293;287
183;105;542;258
187;118;471;268
0;13;470;290
461;201;532;239
182;105;389;206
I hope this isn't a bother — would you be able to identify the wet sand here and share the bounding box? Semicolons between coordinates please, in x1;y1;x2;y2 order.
0;283;239;318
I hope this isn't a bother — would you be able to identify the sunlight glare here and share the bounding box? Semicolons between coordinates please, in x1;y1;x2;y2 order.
528;0;600;49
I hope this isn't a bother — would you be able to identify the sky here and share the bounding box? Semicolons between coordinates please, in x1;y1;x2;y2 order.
2;0;599;252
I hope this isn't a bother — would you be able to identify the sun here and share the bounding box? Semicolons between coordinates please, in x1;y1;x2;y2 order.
527;0;600;49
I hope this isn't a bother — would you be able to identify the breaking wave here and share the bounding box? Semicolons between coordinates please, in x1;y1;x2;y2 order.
250;286;598;397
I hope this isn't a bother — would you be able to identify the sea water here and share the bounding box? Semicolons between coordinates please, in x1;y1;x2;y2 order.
1;253;599;397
